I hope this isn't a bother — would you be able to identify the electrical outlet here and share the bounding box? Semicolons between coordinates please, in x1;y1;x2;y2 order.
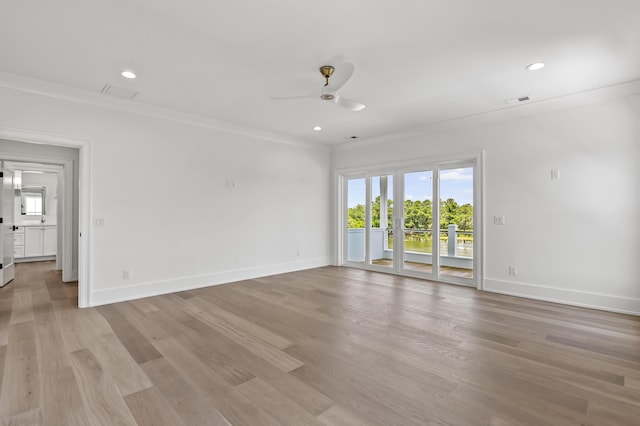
122;269;132;279
297;249;300;257
509;265;518;276
551;169;560;180
93;217;106;227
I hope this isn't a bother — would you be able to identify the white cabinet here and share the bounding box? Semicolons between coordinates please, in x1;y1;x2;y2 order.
43;226;57;255
24;227;43;257
14;228;25;258
23;226;56;257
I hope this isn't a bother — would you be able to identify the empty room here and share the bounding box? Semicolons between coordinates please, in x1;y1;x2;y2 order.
0;1;639;425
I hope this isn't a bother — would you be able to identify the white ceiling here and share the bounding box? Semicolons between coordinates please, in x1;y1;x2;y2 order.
1;0;639;145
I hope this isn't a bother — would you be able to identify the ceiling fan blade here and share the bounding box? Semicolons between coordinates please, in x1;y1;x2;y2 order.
325;61;355;93
334;96;366;111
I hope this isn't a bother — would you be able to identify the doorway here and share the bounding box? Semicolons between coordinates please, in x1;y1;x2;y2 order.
0;129;89;307
340;155;482;288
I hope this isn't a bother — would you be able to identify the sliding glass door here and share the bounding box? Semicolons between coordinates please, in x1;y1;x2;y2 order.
368;175;394;270
342;157;479;287
345;177;365;265
401;170;435;276
344;173;396;271
438;166;474;279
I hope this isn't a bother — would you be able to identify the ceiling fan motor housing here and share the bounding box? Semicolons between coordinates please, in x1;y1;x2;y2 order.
319;65;335;78
319;65;335;87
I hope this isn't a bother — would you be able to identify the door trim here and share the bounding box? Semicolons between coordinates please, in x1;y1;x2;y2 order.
0;127;91;308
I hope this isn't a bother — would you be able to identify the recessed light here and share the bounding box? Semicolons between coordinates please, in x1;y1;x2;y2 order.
525;62;545;71
120;70;137;79
313;126;322;131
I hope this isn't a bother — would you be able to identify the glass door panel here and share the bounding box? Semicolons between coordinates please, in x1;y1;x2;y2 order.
346;178;366;264
402;171;434;275
342;160;478;288
368;175;393;269
438;167;474;279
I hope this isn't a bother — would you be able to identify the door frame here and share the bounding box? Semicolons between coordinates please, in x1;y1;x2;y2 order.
3;161;64;266
0;127;91;307
335;151;484;290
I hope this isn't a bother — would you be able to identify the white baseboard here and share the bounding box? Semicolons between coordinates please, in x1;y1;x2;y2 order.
15;256;56;263
89;257;331;307
484;278;640;316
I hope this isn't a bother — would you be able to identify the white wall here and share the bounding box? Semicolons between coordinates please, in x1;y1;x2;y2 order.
333;94;640;315
0;87;332;305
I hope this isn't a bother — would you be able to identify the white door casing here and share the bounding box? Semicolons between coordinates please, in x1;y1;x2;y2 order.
0;127;90;307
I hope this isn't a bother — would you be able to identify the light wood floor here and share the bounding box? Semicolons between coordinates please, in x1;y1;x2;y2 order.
1;261;640;425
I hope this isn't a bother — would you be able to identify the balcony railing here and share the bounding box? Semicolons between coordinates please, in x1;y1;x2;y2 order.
347;225;473;270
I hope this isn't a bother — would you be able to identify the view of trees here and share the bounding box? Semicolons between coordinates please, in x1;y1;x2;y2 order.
348;196;473;230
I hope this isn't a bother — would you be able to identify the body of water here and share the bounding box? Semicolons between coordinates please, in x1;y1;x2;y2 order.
389;234;473;257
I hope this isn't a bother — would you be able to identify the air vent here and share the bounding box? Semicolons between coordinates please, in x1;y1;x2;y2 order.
101;83;139;100
504;96;531;105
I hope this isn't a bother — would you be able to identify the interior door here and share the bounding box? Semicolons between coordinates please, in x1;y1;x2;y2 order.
0;169;15;286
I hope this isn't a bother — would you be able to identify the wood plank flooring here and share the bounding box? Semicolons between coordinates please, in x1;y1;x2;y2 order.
1;261;640;425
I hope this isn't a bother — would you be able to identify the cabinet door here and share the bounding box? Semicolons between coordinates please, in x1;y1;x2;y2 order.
43;227;57;256
14;246;24;258
24;227;44;257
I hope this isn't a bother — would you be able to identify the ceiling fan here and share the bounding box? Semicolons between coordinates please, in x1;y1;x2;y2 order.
270;61;366;111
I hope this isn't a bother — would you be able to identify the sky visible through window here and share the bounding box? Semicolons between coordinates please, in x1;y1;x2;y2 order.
348;167;473;207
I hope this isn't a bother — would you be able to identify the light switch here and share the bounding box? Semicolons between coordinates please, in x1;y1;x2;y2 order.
551;169;560;180
494;216;506;225
93;217;106;227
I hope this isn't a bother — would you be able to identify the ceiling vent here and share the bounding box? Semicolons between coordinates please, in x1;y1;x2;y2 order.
101;83;138;100
504;96;530;105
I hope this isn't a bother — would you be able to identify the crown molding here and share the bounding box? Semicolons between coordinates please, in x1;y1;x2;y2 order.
0;72;331;153
332;78;640;152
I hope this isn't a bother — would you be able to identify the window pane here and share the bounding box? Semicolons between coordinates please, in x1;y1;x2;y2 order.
346;178;365;263
24;194;43;215
439;167;474;278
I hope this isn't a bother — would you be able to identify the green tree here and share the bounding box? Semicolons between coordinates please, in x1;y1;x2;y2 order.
347;204;365;228
350;196;470;230
457;203;473;230
370;196;393;228
402;199;432;229
439;198;459;229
